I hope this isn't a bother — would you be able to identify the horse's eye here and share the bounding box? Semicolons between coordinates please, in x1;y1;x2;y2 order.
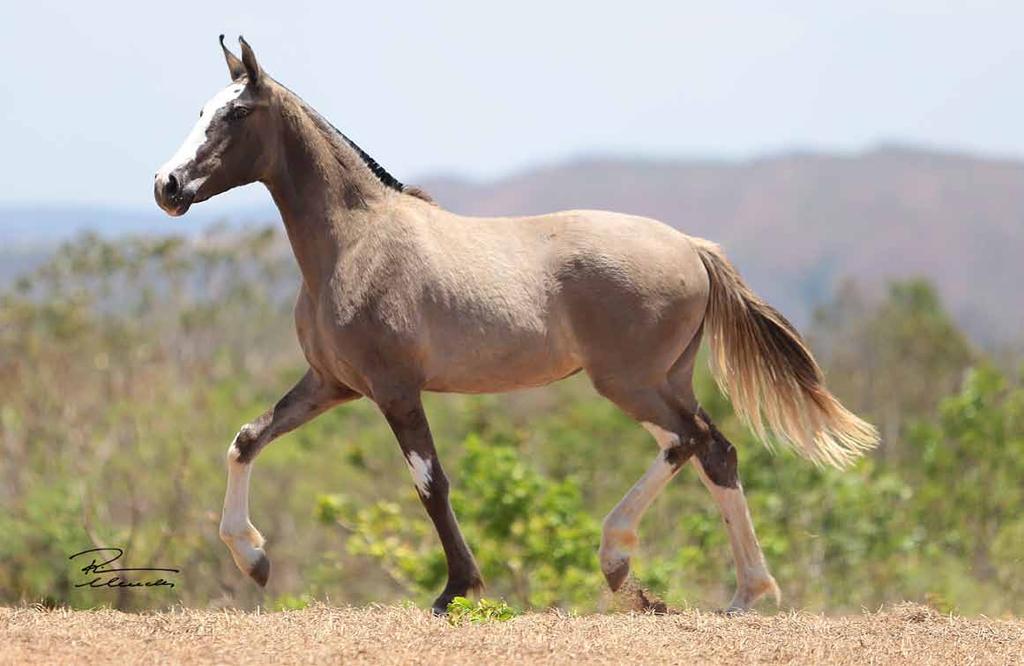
226;106;250;121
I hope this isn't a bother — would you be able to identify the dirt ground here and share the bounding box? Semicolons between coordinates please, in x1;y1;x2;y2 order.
1;603;1021;665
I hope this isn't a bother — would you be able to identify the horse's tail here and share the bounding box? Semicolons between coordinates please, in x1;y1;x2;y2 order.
691;237;878;468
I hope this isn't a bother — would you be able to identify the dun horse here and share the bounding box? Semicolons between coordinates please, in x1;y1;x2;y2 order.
155;37;878;613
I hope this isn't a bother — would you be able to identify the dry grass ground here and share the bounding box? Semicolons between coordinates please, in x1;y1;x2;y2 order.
1;603;1021;665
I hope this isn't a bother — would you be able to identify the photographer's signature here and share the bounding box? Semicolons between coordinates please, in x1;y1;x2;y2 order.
69;547;179;589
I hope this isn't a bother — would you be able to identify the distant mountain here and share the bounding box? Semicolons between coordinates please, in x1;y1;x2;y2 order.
1;145;1021;344
419;146;1024;345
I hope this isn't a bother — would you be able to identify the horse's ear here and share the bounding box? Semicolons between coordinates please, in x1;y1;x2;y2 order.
238;35;262;87
220;34;246;81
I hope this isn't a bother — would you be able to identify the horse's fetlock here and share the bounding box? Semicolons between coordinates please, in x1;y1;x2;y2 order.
601;524;638;551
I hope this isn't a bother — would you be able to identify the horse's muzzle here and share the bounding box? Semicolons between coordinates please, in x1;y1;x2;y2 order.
154;170;195;217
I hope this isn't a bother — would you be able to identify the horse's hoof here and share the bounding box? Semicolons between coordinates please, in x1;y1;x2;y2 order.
602;557;630;592
430;574;484;615
249;553;270;587
723;576;780;612
430;594;457;616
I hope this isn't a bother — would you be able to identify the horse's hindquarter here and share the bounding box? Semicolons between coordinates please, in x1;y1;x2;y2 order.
418;209;710;393
548;210;709;382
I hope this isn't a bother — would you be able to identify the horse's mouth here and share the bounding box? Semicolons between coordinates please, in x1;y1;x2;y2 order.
155;186;195;217
163;197;193;217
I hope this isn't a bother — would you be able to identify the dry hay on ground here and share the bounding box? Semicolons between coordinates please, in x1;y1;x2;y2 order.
1;603;1021;665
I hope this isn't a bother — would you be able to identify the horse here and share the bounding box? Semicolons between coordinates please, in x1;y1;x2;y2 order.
154;36;878;614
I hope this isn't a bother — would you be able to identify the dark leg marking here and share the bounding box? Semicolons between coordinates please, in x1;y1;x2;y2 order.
696;408;739;488
232;421;266;464
663;441;697;469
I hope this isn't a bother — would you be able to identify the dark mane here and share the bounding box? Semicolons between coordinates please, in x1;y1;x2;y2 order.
284;84;433;203
338;133;404;192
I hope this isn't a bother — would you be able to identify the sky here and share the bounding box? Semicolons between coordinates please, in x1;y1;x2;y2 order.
1;1;1023;211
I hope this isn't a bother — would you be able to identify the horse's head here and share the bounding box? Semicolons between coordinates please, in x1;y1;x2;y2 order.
154;36;280;216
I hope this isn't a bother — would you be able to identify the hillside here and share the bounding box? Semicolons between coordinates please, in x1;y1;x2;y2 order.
2;146;1021;343
422;146;1024;345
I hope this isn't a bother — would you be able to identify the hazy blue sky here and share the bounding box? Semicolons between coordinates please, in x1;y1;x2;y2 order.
2;1;1022;210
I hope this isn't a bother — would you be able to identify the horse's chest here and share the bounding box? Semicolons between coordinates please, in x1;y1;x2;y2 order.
294;286;418;392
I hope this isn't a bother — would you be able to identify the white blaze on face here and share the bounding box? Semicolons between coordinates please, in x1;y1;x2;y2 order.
405;451;433;498
156;83;245;179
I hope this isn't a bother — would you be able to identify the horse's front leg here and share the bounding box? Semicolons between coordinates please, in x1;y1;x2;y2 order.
377;392;483;613
220;368;359;586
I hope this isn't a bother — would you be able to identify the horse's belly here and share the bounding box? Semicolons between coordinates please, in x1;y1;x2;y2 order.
423;363;582;394
422;329;581;394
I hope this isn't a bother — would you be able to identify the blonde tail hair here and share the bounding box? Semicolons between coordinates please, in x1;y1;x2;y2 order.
692;238;878;468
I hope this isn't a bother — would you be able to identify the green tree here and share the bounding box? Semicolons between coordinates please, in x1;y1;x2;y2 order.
318;433;603;609
811;279;974;462
907;364;1024;598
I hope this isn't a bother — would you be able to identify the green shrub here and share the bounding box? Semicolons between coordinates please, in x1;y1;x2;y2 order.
445;596;519;625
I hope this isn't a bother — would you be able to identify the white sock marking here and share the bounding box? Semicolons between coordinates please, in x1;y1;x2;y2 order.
220;440;265;574
601;451;680;574
221;456;252;537
406;451;433;498
601;424;683;561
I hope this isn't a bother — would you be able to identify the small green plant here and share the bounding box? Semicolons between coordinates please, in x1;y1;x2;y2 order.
272;593;315;611
445;597;519;625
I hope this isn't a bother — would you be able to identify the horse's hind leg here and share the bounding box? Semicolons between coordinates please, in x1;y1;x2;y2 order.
591;379;704;592
691;408;779;612
595;375;778;611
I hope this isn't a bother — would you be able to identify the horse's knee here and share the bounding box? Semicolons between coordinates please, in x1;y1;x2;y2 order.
654;410;710;468
695;410;739;488
228;421;263;464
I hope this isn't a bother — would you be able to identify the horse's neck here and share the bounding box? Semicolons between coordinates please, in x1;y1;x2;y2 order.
263;105;387;294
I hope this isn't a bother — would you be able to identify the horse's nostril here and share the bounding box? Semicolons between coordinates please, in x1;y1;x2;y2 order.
165;173;180;197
